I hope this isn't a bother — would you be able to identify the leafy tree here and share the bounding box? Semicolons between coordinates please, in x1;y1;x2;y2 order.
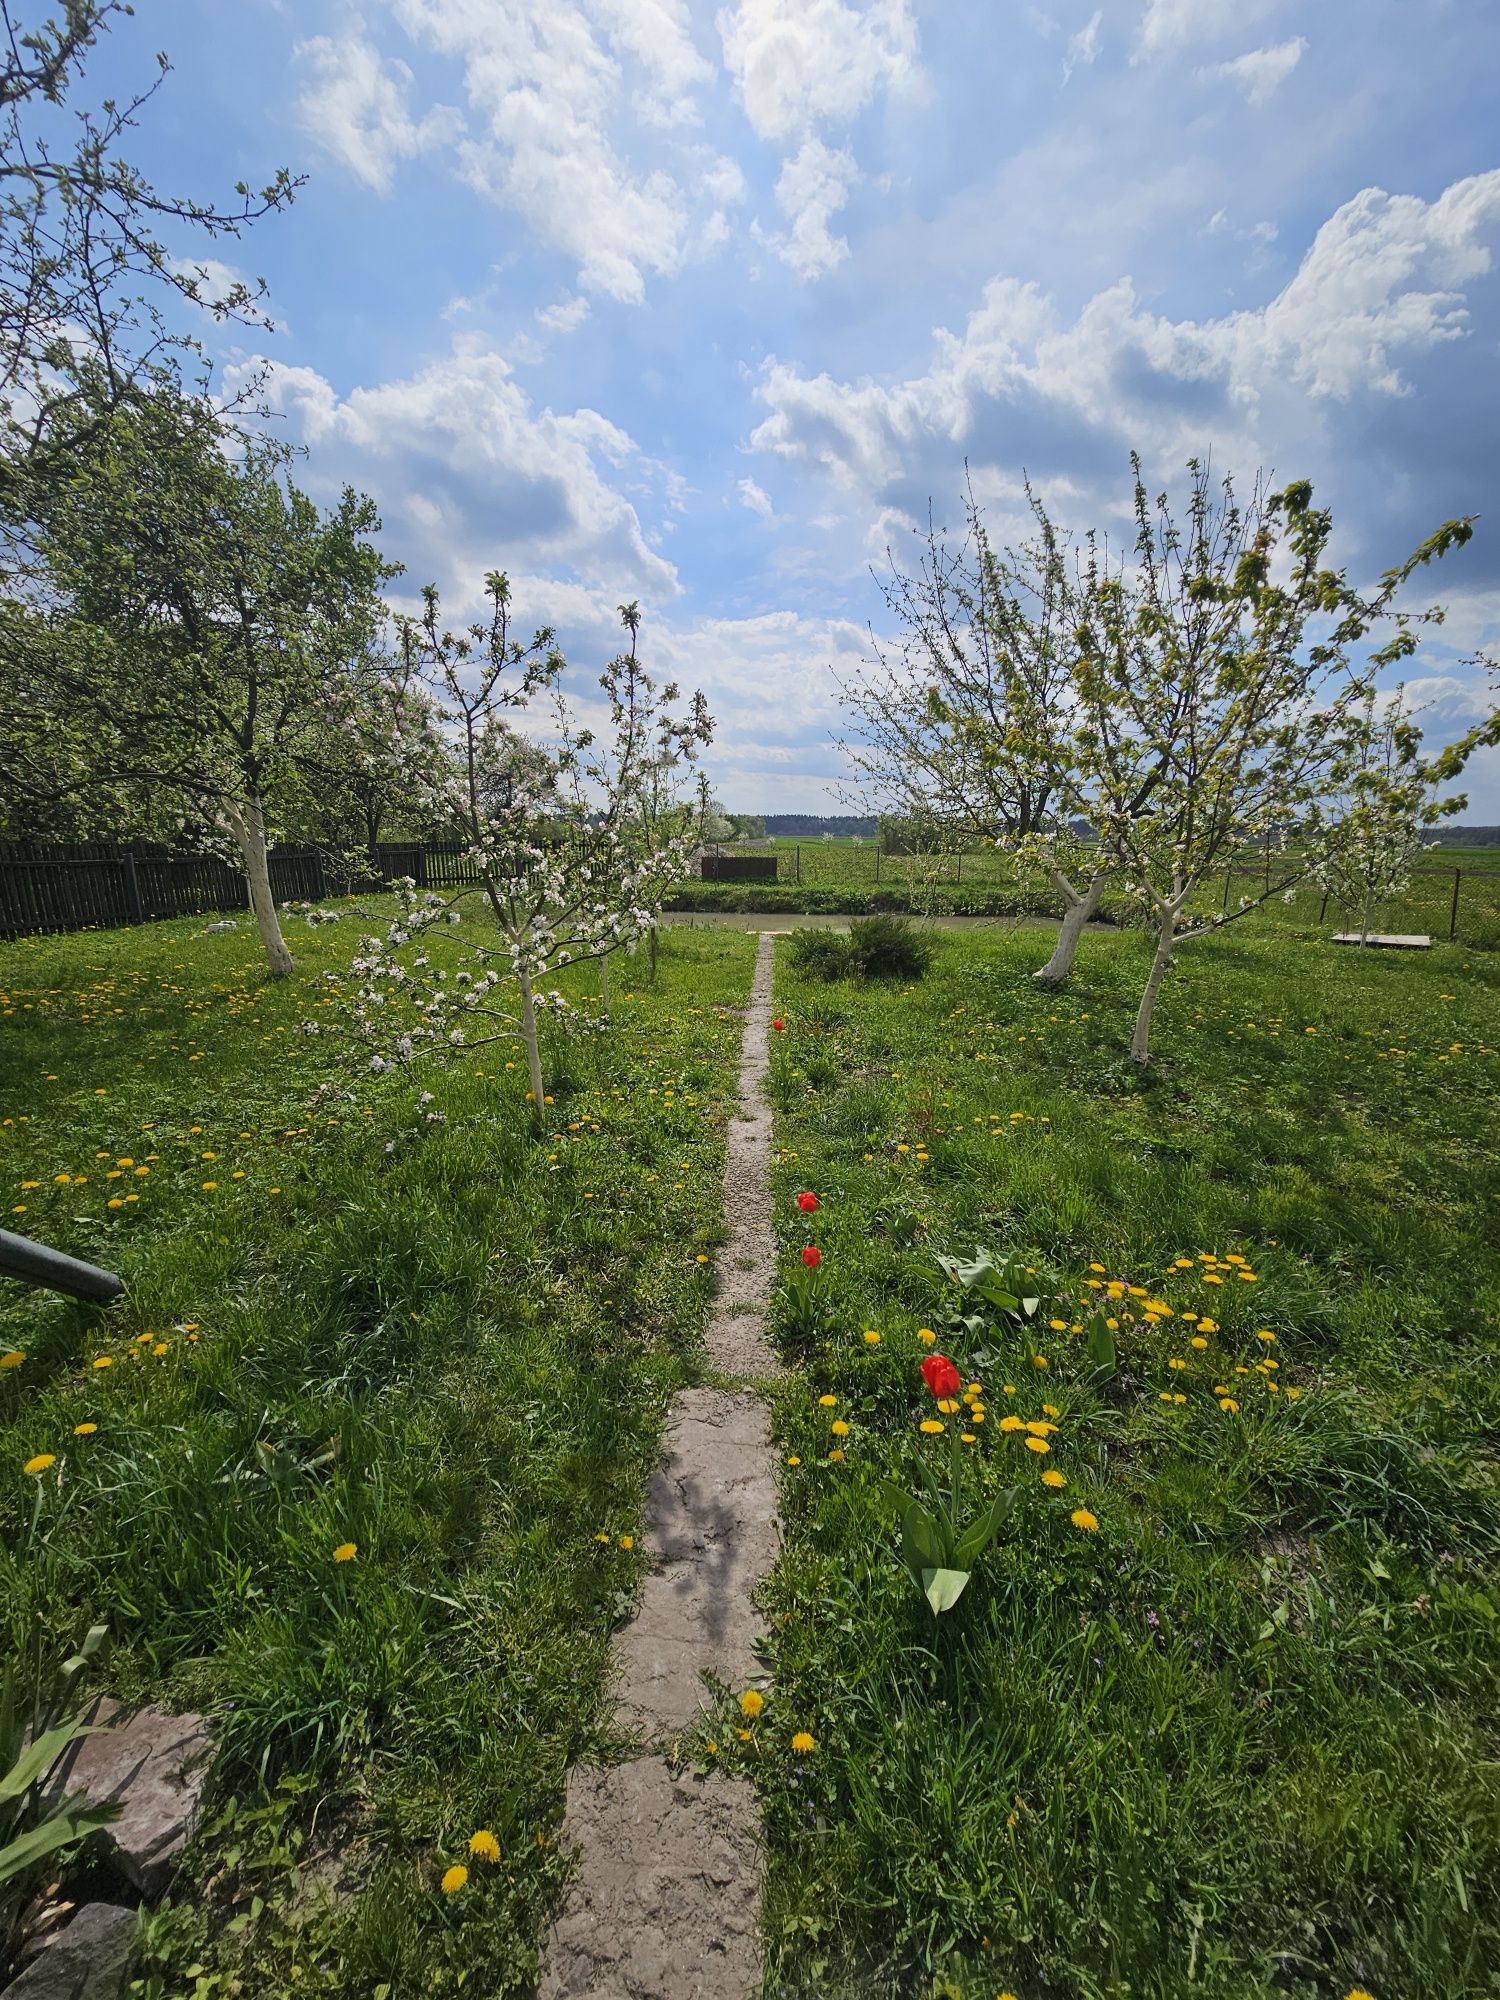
1067;458;1472;1061
0;0;295;534
1311;685;1466;943
4;385;394;974
843;492;1110;984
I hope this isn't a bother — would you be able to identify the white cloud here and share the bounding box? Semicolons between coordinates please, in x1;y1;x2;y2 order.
1133;0;1234;61
738;476;774;516
536;294;593;333
716;0;919;140
381;0;724;302
760;136;861;279
1201;36;1306;105
293;31;460;195
235;341;678;598
749;170;1500;502
1063;9;1103;82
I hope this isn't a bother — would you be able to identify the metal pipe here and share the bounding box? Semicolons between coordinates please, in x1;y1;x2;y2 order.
0;1228;124;1302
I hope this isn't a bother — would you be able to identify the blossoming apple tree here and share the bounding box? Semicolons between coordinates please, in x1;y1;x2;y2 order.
337;573;713;1124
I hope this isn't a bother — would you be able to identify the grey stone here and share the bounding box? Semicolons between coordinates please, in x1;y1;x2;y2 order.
538;1757;762;2000
3;1903;136;2000
611;1390;779;1738
49;1702;210;1895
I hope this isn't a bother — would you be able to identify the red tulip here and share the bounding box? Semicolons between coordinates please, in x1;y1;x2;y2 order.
920;1353;961;1399
801;1245;821;1269
797;1192;818;1213
772;1018;785;1031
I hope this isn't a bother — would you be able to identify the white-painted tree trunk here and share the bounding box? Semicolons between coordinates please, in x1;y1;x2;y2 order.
518;966;546;1123
1033;871;1105;986
1360;889;1375;945
227;796;294;979
1130;914;1178;1064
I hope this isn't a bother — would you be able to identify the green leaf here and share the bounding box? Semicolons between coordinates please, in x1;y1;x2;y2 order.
921;1567;971;1616
1085;1310;1117;1380
0;1716;100;1804
900;1502;946;1577
0;1800;121;1888
953;1486;1019;1567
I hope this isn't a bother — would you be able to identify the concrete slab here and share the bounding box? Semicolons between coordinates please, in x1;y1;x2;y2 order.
1332;933;1432;949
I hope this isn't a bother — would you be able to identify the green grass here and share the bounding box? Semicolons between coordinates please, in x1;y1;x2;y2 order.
747;923;1500;2000
0;911;756;1995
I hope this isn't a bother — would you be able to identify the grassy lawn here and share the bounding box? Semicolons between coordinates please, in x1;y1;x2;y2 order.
750;923;1500;2000
0;912;756;1995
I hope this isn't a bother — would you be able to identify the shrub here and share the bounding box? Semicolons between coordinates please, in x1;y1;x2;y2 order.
847;915;935;980
785;929;862;981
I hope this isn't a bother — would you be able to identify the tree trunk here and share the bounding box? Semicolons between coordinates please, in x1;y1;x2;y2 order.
648;925;658;980
1130;915;1177;1065
518;966;546;1125
1033;871;1104;985
1360;889;1374;945
228;796;294;979
599;951;610;1017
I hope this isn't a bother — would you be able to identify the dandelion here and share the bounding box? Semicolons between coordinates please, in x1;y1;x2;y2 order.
0;1351;23;1370
863;1329;881;1345
1042;1469;1067;1489
919;1419;945;1435
619;1535;634;1551
790;1731;816;1754
92;1356;112;1370
468;1830;501;1863
1190;1335;1209;1350
440;1864;468;1895
23;1453;56;1475
1218;1397;1240;1413
1024;1436;1050;1454
739;1689;765;1719
785;1455;801;1466
73;1422;97;1436
830;1420;849;1437
916;1327;935;1344
1069;1508;1099;1532
1032;1354;1049;1370
818;1394;837;1408
333;1541;358;1562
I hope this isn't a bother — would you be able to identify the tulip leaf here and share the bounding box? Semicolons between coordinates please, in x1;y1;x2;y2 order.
922;1567;971;1616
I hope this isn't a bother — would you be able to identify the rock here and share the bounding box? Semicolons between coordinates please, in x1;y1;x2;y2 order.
3;1903;136;2000
539;1757;762;2000
48;1702;211;1895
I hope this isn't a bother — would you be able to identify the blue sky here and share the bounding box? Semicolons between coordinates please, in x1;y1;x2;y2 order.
97;0;1500;813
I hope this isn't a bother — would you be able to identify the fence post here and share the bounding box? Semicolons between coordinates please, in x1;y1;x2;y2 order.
1450;867;1461;942
120;852;145;926
313;849;328;901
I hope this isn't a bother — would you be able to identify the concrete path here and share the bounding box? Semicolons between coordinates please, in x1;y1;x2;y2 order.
539;933;780;2000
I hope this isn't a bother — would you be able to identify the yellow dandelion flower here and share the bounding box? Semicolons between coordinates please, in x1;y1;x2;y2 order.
739;1689;765;1719
92;1356;112;1370
0;1351;23;1370
1190;1335;1209;1350
1218;1397;1240;1413
830;1420;849;1437
468;1830;501;1863
1042;1469;1067;1489
916;1327;935;1344
818;1394;837;1407
1069;1508;1099;1532
333;1541;358;1562
790;1731;816;1755
863;1329;881;1345
23;1453;56;1475
785;1455;801;1466
440;1864;468;1895
920;1419;945;1435
618;1535;634;1551
1024;1436;1051;1454
73;1422;97;1436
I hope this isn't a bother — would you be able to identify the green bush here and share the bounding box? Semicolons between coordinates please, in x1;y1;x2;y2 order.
847;914;935;979
784;929;861;981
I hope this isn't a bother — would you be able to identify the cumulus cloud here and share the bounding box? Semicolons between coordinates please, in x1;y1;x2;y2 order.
1201;36;1306;105
233;341;679;600
536;294;592;333
294;30;460;194
758;136;861;278
738;476;774;516
716;0;919;141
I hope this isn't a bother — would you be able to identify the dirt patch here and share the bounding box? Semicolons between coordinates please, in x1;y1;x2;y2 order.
538;934;781;2000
